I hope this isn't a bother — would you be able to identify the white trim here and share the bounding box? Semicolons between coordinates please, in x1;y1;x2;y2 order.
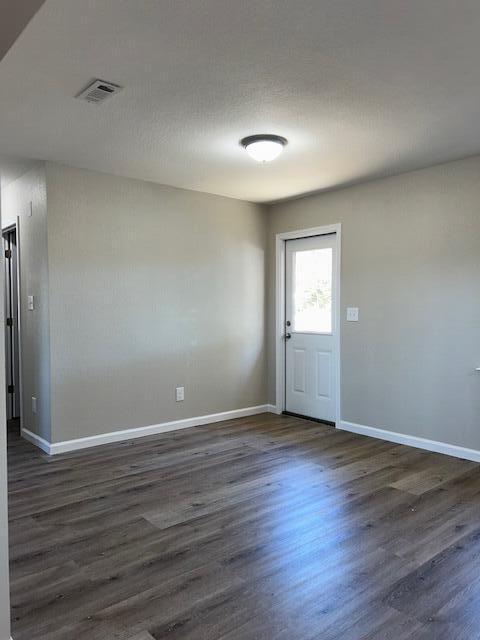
14;217;24;434
275;223;341;422
266;403;281;415
22;405;271;455
339;420;480;463
20;428;50;454
3;221;22;424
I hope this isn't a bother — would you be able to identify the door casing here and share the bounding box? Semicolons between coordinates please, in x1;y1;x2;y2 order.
3;220;23;426
275;223;341;423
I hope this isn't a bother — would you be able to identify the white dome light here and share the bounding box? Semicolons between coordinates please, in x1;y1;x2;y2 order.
241;135;287;163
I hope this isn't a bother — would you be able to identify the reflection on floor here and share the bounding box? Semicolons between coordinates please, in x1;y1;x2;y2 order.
7;413;480;639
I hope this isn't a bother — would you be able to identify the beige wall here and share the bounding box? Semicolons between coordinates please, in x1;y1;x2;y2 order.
0;440;9;640
0;297;9;640
46;163;267;442
0;195;10;640
267;155;480;450
0;286;9;640
1;164;52;442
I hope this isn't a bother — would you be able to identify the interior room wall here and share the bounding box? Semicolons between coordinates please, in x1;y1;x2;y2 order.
0;200;10;640
1;164;52;443
0;440;8;640
267;155;480;451
45;163;267;443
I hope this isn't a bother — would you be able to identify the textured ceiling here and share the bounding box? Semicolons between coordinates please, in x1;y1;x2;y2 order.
0;0;46;189
1;0;480;202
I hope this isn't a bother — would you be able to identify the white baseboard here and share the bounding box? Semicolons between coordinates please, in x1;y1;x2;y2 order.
22;408;479;463
339;420;480;463
266;403;281;415
22;404;272;455
20;428;51;454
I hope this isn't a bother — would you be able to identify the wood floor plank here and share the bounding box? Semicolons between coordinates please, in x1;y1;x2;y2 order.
7;414;480;639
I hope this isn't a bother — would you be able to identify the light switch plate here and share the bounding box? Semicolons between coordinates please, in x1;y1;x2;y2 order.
27;295;34;310
347;307;359;322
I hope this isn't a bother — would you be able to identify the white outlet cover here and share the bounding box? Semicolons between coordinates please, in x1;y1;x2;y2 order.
176;386;185;402
27;295;34;310
347;307;359;321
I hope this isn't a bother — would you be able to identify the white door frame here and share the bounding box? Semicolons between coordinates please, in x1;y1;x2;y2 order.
3;221;22;426
275;223;341;423
14;217;24;436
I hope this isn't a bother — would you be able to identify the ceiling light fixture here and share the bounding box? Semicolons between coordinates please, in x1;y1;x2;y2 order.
240;134;287;162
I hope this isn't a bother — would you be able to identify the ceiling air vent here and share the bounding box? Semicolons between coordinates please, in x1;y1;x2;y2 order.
76;79;123;104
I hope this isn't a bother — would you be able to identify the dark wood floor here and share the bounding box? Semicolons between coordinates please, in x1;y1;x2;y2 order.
7;413;480;639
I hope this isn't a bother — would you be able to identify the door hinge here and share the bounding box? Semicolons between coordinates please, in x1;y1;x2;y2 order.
7;384;14;394
4;249;11;259
6;317;13;327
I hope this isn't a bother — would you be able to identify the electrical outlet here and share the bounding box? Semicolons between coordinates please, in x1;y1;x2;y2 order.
32;397;37;414
175;386;185;402
346;307;359;322
28;295;34;310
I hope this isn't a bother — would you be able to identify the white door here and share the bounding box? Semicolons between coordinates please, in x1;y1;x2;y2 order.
285;233;337;422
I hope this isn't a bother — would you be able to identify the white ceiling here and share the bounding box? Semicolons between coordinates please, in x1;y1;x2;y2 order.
1;0;480;203
0;155;37;189
0;0;45;190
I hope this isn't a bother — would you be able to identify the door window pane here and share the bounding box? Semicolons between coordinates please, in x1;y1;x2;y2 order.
293;248;332;333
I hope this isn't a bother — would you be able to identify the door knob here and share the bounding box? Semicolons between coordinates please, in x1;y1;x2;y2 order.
285;333;292;340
